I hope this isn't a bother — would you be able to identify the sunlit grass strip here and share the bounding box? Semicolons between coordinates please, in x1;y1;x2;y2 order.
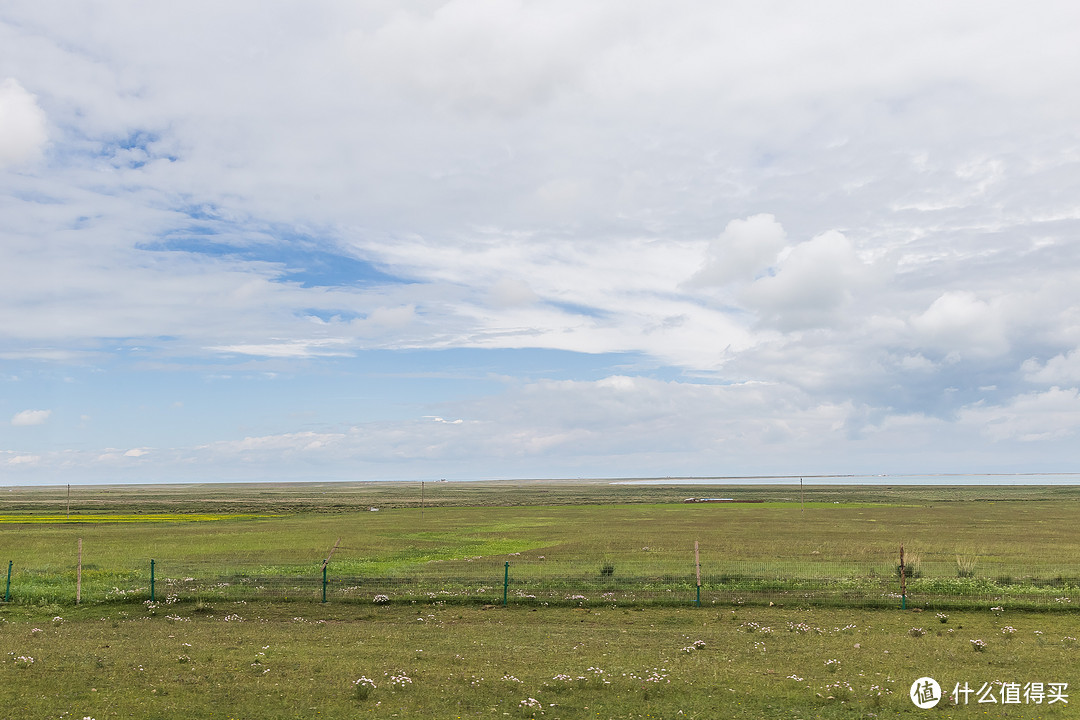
0;513;277;524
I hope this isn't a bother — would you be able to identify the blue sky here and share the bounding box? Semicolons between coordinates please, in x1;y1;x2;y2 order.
3;2;1080;484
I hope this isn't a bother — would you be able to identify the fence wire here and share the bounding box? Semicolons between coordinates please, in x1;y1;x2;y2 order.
7;550;1062;611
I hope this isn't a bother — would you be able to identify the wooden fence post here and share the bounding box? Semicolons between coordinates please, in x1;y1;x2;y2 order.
899;544;906;610
694;540;702;607
76;538;82;605
321;538;340;604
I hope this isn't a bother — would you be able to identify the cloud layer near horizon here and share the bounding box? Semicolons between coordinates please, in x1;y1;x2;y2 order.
3;2;1080;482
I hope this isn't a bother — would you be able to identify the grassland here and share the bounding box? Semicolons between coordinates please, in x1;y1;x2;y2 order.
2;597;1078;718
5;478;1080;515
2;481;1080;718
4;483;1080;607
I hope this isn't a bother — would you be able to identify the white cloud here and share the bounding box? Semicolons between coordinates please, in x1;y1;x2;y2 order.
0;78;47;167
351;305;419;335
489;277;539;308
345;0;610;114
208;339;353;359
7;454;41;465
742;230;869;331
1023;349;1080;385
11;409;51;426
899;354;936;372
426;416;464;424
6;372;1080;483
5;4;1080;481
688;213;787;287
910;291;1009;358
161;375;864;474
960;387;1080;442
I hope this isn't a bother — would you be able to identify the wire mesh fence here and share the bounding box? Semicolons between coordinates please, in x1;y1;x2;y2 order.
7;548;1077;610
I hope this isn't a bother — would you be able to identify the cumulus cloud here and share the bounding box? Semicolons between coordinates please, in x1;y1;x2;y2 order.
1023;349;1080;385
688;214;787;287
910;291;1010;359
0;78;47;167
742;230;869;331
11;409;51;426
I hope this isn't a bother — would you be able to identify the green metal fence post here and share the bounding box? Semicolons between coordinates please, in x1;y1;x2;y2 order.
150;559;155;602
322;565;328;603
503;562;509;607
4;561;11;602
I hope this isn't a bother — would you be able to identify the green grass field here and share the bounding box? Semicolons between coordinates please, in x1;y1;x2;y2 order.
2;481;1080;718
2;599;1076;719
4;483;1080;608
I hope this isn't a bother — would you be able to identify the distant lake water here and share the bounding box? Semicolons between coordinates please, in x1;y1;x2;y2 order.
612;473;1080;485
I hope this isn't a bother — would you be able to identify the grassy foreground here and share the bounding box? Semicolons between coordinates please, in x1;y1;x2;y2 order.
2;600;1077;719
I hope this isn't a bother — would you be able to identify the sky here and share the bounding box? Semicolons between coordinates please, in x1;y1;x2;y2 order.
2;2;1080;485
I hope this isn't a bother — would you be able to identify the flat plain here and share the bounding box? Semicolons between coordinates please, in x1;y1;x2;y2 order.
2;481;1079;718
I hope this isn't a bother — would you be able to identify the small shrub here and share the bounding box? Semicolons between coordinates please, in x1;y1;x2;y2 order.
599;563;615;577
955;554;978;578
867;683;889;708
970;639;987;652
519;697;542;712
387;673;412;690
908;627;926;638
353;676;376;700
897;554;921;578
820;680;853;701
